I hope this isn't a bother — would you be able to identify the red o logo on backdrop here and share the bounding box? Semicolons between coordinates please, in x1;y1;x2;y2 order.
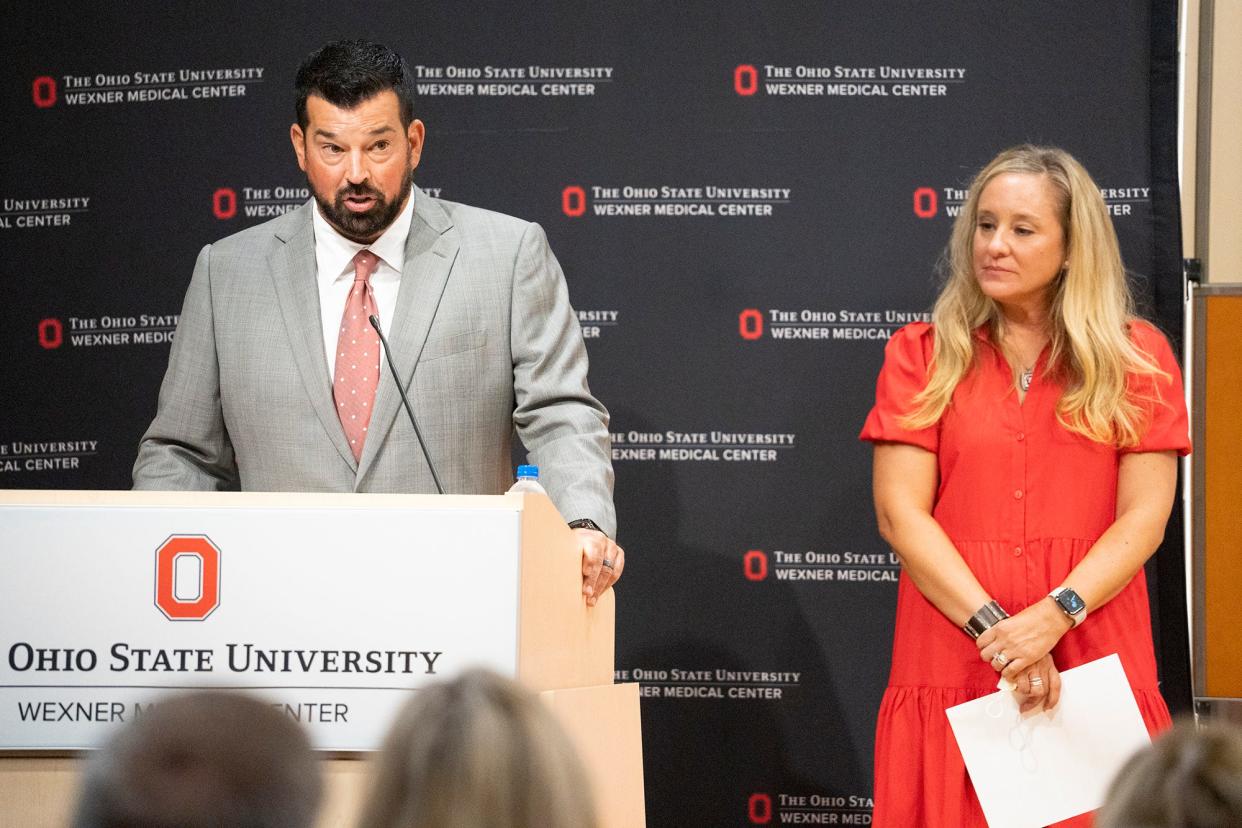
734;65;758;96
154;535;221;621
32;76;57;108
739;308;764;340
562;185;586;218
38;318;64;350
743;550;768;582
212;188;238;220
748;792;773;824
913;186;938;219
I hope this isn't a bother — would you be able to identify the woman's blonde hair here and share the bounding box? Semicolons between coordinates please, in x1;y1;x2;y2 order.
358;669;598;828
903;144;1166;446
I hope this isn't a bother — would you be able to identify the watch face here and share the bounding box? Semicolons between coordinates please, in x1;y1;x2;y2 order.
1056;589;1086;615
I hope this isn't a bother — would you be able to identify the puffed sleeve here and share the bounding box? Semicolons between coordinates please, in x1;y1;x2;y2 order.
859;322;939;452
1125;321;1191;456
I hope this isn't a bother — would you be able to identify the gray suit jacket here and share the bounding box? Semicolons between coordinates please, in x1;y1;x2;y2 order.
133;188;616;536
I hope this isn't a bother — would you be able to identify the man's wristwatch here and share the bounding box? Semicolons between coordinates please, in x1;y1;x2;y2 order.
567;518;604;534
1048;587;1087;627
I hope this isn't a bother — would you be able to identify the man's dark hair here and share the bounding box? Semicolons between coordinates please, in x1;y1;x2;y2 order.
295;39;415;129
73;691;322;828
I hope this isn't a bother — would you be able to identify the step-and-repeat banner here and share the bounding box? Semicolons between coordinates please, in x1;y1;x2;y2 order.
1;3;1183;824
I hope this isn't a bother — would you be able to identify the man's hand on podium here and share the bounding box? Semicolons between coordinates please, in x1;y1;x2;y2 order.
574;528;624;607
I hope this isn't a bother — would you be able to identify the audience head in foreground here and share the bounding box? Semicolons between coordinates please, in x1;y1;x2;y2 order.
360;668;598;828
1097;717;1242;828
73;690;321;828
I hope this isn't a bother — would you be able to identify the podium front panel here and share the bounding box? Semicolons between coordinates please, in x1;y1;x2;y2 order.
0;496;523;752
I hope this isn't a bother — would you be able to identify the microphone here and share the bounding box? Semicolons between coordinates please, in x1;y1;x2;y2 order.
368;315;445;495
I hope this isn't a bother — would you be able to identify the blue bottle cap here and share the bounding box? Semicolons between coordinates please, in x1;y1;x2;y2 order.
516;464;539;479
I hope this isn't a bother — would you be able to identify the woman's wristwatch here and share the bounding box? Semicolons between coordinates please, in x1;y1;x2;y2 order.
1048;587;1087;627
962;600;1009;639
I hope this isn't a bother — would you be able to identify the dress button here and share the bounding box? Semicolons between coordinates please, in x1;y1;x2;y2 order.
1013;489;1024;500
1013;546;1023;557
1016;432;1025;441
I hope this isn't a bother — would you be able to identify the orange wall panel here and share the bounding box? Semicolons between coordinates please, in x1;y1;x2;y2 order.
1205;296;1242;696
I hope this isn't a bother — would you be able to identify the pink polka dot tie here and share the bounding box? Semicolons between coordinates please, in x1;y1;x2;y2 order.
334;250;381;461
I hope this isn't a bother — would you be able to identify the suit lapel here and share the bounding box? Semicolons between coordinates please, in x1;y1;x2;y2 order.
268;203;358;471
358;189;459;483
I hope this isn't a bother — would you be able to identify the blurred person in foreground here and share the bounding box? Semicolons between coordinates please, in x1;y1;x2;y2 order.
1097;717;1242;827
860;144;1190;826
359;668;597;828
73;691;321;828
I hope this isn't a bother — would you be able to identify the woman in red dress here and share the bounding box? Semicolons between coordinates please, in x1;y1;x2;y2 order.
860;145;1190;827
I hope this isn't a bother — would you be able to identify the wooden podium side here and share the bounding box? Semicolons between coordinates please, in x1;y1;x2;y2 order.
517;491;615;691
0;490;644;828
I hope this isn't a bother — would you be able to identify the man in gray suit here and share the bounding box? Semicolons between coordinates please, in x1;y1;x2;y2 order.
133;40;623;604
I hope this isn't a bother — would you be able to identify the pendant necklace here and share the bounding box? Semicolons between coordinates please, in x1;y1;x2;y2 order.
1020;367;1034;392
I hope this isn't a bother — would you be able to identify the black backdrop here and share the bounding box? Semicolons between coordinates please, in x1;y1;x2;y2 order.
1;3;1186;824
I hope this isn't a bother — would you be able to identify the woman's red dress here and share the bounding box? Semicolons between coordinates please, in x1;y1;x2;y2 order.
859;321;1190;827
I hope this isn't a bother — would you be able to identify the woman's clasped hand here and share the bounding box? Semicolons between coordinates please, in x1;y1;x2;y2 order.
976;601;1073;712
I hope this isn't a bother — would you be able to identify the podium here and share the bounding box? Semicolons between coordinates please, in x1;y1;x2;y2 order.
0;490;645;827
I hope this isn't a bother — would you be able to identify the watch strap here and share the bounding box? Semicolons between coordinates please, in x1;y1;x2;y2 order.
568;518;604;534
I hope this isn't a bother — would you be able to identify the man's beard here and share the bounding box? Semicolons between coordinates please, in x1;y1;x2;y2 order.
311;170;413;243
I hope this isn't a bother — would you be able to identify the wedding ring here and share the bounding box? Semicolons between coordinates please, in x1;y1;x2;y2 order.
992;651;1010;667
602;559;614;570
1029;675;1043;686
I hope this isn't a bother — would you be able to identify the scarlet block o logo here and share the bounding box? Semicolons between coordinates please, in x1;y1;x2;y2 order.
38;318;64;350
748;792;773;824
154;535;221;621
33;76;57;108
739;308;764;340
735;65;758;96
562;185;586;217
743;550;768;582
212;188;237;220
913;186;938;219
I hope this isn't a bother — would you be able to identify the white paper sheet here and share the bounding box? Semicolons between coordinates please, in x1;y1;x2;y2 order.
945;654;1151;828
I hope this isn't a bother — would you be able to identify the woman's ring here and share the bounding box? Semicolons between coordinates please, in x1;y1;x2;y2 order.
992;651;1010;667
1029;675;1043;686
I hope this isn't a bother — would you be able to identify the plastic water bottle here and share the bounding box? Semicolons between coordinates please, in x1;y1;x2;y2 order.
507;464;547;494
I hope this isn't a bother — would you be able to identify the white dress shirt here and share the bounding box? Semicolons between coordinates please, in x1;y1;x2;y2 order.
312;193;416;380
